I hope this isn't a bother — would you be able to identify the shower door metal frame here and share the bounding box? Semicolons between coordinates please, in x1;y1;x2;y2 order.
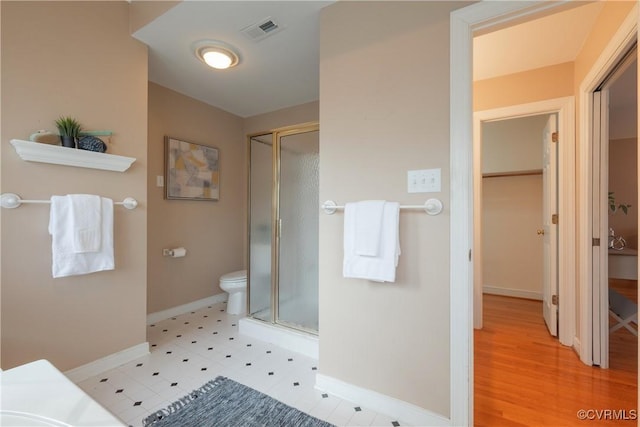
246;122;319;335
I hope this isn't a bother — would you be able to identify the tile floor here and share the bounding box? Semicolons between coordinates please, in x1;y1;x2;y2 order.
77;301;409;427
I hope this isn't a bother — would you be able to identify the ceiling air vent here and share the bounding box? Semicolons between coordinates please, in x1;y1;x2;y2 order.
241;17;283;42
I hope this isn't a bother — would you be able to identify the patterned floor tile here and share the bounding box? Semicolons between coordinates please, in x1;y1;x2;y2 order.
79;302;409;427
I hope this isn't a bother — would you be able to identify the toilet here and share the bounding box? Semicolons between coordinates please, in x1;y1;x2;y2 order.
219;270;247;315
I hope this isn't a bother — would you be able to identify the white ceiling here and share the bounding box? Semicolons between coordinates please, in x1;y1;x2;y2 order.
134;1;634;120
133;1;332;118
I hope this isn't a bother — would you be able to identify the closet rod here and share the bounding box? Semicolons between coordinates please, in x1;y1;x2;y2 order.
0;193;138;210
482;169;542;179
321;199;443;216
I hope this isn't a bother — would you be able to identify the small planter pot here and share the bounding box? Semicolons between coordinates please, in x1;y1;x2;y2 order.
60;136;76;148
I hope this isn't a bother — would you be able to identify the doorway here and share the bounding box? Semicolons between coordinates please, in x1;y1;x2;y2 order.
450;2;639;424
608;56;638;373
472;97;575;346
480;116;549;300
590;50;638;369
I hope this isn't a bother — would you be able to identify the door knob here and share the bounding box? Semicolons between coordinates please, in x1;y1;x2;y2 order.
537;229;545;235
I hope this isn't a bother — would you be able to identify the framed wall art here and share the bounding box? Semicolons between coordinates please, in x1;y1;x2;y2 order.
165;136;219;201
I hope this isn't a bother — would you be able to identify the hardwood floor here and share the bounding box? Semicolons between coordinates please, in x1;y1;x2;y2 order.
475;294;637;426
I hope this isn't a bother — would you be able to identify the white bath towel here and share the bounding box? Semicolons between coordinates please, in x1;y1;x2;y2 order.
69;195;102;253
354;200;385;256
343;201;401;282
49;195;114;278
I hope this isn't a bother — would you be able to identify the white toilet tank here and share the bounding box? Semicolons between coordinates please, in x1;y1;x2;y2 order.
220;270;247;284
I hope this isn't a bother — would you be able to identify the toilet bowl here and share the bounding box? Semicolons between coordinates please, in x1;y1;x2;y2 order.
219;270;247;315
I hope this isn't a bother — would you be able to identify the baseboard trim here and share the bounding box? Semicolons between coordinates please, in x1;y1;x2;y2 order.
65;342;149;383
315;374;449;426
483;285;542;301
147;293;228;325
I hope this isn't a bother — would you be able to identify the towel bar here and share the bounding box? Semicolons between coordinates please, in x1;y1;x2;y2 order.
321;199;443;216
0;193;138;210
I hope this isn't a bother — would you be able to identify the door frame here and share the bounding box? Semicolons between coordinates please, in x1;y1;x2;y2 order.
473;97;575;348
450;1;638;425
577;13;638;367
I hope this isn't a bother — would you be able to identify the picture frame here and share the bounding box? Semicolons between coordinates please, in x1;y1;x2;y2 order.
165;136;220;201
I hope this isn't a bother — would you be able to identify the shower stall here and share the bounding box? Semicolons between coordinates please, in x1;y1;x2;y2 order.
246;122;319;335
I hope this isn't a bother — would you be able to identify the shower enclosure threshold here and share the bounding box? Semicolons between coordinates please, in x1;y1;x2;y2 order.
238;317;319;359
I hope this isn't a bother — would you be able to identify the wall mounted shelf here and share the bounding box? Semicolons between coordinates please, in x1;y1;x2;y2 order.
10;139;135;172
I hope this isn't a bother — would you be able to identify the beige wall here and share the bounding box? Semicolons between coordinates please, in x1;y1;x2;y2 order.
573;2;636;89
482;115;547;174
147;83;244;314
483;175;543;297
610;101;638;140
474;62;574;112
609;138;638;249
1;1;148;371
319;2;461;416
243;101;319;135
129;0;180;34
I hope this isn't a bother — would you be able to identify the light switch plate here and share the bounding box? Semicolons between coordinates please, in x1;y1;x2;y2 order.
408;168;441;193
156;176;164;187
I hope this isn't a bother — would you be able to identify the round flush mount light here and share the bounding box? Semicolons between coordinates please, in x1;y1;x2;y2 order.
194;40;240;70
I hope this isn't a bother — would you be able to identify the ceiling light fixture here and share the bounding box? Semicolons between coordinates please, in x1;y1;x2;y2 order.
194;40;240;70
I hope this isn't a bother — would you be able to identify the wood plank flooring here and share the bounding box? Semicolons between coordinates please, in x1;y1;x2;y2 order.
475;293;637;426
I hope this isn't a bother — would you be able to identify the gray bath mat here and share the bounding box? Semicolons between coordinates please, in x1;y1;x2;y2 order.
143;376;334;427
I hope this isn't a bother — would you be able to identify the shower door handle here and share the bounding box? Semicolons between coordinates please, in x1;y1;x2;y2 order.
277;218;282;239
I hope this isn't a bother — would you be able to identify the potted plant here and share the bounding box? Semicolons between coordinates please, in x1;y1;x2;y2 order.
55;116;82;148
608;191;631;249
608;191;631;215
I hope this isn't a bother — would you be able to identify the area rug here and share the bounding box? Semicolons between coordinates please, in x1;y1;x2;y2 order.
143;376;334;427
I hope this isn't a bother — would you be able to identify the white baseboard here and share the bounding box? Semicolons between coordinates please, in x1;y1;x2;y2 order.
315;373;449;426
483;285;542;301
239;317;319;359
65;342;149;383
147;293;228;325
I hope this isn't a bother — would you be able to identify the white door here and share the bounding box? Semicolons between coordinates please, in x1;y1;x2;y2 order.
542;114;559;337
592;90;610;368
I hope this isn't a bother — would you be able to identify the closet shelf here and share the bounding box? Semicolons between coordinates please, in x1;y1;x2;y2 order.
10;139;136;172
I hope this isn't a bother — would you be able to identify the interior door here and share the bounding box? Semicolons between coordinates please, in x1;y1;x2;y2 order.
542;114;559;337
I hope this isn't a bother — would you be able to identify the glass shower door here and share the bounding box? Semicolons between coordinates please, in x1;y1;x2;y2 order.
249;135;273;322
277;129;319;332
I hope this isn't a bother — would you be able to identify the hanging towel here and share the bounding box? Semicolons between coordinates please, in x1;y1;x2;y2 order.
343;201;401;282
69;195;102;253
49;195;114;278
354;200;385;256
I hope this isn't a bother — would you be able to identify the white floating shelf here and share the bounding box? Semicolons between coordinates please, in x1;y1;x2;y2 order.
10;139;135;172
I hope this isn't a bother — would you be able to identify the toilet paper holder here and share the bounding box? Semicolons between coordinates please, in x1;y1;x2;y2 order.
163;247;187;257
